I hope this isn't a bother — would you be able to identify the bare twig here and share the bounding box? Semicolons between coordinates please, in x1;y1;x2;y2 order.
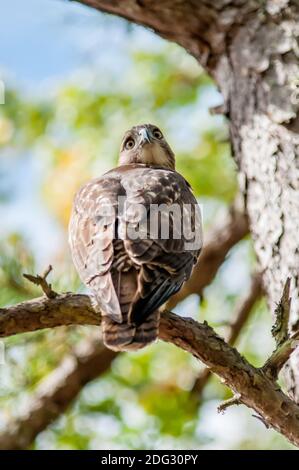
263;332;299;381
263;278;299;381
218;394;241;413
209;104;227;115
252;414;270;429
272;277;291;346
23;265;57;299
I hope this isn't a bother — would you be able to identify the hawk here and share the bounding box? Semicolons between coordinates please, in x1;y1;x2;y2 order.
69;124;202;351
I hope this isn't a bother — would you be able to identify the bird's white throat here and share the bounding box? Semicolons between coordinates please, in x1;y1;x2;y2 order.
139;142;171;168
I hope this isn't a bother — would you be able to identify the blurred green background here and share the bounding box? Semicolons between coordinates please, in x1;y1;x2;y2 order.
0;0;294;450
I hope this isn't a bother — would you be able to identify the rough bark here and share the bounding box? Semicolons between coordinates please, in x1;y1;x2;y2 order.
77;0;299;401
1;292;299;446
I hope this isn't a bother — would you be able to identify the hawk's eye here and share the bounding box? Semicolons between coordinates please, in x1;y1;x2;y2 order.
125;137;135;150
153;128;163;139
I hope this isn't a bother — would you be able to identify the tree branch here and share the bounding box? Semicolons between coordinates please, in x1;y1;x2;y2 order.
0;293;99;338
78;0;260;70
23;265;57;299
272;278;291;346
263;331;299;381
192;272;262;395
263;278;298;381
1;289;299;446
0;336;116;450
217;394;241;414
160;310;299;447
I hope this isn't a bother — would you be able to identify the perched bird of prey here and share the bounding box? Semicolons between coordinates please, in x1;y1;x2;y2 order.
69;124;202;351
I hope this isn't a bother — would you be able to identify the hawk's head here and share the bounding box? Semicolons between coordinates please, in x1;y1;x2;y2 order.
118;124;175;170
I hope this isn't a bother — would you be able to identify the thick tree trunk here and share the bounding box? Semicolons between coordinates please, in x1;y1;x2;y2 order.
215;5;299;401
78;0;299;398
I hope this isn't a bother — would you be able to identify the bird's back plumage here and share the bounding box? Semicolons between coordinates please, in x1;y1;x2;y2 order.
69;163;202;351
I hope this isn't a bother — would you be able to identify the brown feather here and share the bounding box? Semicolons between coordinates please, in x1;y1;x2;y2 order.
69;126;202;351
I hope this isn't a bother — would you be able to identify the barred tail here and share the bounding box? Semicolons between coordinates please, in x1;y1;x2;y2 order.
101;309;160;352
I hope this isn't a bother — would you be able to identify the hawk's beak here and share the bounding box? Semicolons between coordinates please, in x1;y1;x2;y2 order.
139;128;151;145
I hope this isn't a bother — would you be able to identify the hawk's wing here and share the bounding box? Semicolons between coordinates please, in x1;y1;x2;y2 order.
69;175;123;322
69;165;202;326
119;166;202;325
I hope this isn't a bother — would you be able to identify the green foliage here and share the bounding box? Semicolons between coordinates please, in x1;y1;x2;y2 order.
0;234;36;304
0;90;53;147
140;386;197;437
177;131;237;202
133;50;212;108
